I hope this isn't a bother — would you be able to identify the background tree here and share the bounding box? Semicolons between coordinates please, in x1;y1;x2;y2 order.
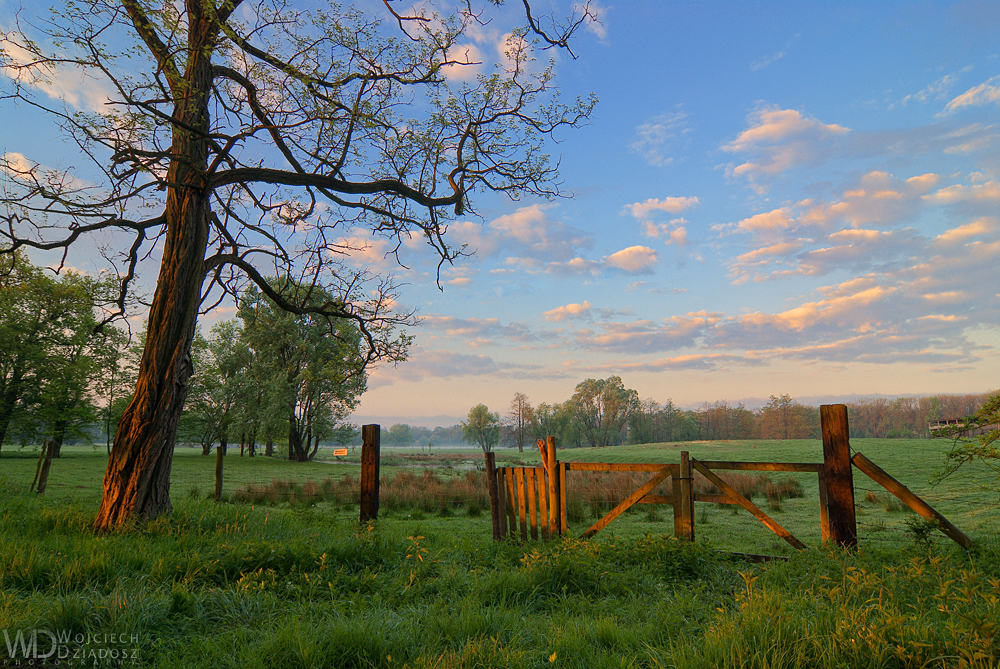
461;404;501;453
503;392;534;453
757;394;818;440
1;0;593;527
239;281;376;462
570;376;640;448
0;254;116;455
385;424;414;447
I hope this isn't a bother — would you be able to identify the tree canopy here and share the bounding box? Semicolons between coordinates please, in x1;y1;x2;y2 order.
0;0;594;528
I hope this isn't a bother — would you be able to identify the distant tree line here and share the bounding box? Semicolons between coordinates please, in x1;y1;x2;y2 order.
377;382;995;451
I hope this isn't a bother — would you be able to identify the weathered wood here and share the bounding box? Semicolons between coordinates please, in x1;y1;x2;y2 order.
516;467;528;542
637;494;678;504
821;405;857;547
537;439;548;473
677;452;694;542
485;452;502;541
497;467;509;539
566;462;680;472
558;462;568;534
538;468;549;540
693;493;735;505
526;468;538;541
504;468;517;539
214;445;224;502
31;442;47;492
583;468;671;538
35;440;56;495
692;459;807;550
852;452;973;548
360;424;380;523
817;469;830;542
697;461;822;473
546;436;558;535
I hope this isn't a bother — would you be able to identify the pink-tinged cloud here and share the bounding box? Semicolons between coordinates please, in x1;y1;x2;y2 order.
604;246;659;273
925;181;1000;204
722;108;849;188
624;196;700;219
943;75;1000;114
933;217;996;245
544;301;592;322
738;208;794;231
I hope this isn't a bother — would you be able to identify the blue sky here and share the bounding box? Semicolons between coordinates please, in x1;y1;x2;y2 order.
3;1;1000;427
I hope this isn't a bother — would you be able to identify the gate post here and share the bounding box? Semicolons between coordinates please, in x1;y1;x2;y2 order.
360;424;380;523
820;405;857;547
674;451;695;542
546;436;559;536
485;451;502;540
215;445;224;501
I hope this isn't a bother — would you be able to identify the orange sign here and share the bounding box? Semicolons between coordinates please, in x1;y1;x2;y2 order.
333;448;348;456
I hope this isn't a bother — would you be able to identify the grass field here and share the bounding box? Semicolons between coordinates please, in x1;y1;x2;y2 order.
1;439;998;667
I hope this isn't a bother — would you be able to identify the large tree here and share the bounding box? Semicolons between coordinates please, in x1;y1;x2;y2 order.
1;1;593;528
570;376;639;448
461;403;500;453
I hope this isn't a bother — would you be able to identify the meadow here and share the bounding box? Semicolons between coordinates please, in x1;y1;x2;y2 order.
0;438;997;667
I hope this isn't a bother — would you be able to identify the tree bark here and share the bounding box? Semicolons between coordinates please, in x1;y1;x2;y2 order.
92;16;214;530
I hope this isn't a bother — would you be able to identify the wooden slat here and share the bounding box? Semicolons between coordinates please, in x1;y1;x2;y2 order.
497;467;508;539
516;468;528;542
546;437;558;536
538;468;549;540
851;452;972;549
692;459;806;550
526;468;538;541
559;462;568;533
697;461;822;473
672;471;682;539
694;493;735;505
536;439;548;474
566;462;679;472
504;469;517;539
485;452;501;540
637;495;677;504
583;468;670;538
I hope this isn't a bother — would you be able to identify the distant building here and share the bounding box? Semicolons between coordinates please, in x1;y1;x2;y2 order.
928;417;998;438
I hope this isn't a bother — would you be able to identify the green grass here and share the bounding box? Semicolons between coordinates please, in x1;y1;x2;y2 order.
0;488;998;668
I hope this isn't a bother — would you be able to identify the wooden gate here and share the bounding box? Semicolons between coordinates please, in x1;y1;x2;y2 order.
485;405;972;550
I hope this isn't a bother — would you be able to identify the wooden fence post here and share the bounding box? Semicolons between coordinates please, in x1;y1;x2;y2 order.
821;404;857;547
215;446;224;501
485;451;503;540
546;436;559;537
360;424;380;523
675;451;695;542
33;440;56;494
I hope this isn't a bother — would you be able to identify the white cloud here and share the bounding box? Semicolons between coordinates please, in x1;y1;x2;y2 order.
544;301;592;322
943;75;1000;114
624;196;699;220
751;50;786;71
604;246;658;273
0;32;112;112
893;67;972;109
628;110;690;167
722;107;849;191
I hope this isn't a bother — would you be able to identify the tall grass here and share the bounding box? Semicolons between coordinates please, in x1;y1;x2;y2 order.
1;489;998;669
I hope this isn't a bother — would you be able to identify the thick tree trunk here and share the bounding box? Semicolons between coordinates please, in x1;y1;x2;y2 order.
92;24;214;530
265;439;273;457
0;368;25;455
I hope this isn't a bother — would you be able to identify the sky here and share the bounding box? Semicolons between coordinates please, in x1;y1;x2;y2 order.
3;1;1000;428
